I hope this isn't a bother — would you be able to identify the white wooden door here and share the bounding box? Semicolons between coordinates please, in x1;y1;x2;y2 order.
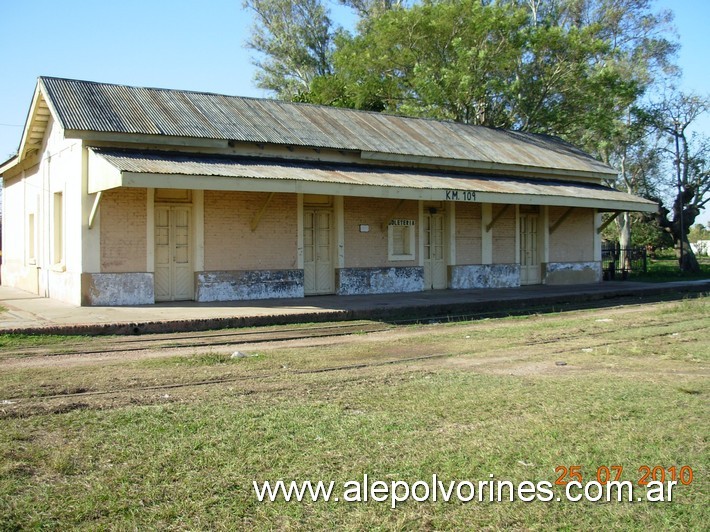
520;214;541;285
155;206;194;301
304;209;334;295
423;212;447;290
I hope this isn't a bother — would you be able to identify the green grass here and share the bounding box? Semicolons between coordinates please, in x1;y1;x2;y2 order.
0;298;708;529
615;250;710;282
0;333;90;350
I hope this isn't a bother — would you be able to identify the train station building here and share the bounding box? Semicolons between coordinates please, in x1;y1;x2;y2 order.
0;77;656;306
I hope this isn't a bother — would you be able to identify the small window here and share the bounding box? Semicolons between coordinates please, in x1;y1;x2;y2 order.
388;222;415;261
27;213;36;264
53;192;64;265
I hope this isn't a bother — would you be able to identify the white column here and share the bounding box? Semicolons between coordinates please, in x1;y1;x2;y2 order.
193;189;204;272
335;195;345;269
541;205;550;264
297;193;304;269
418;200;425;266
593;209;603;262
448;201;456;266
515;205;521;264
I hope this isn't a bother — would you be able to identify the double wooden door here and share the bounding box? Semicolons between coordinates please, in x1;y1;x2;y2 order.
303;208;334;295
155;206;193;301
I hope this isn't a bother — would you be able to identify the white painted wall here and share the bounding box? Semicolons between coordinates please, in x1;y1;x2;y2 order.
1;116;84;304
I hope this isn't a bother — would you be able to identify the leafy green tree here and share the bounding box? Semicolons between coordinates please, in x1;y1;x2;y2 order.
244;0;683;266
305;0;629;135
244;0;335;98
645;92;710;272
688;223;710;243
296;0;676;151
338;0;405;21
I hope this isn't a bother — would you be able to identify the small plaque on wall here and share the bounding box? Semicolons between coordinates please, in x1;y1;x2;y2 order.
389;219;415;227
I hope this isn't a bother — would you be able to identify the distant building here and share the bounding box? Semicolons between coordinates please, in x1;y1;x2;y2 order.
0;77;655;305
691;240;710;256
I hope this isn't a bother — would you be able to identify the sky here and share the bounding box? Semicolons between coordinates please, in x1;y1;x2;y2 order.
1;0;708;224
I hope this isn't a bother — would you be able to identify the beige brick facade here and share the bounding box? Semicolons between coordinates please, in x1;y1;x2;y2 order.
549;207;594;262
204;191;297;271
492;204;516;264
100;188;147;273
455;202;482;264
344;197;419;268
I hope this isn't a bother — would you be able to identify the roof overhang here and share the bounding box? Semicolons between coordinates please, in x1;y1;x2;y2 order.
360;150;617;182
88;148;658;213
1;79;60;177
0;155;19;175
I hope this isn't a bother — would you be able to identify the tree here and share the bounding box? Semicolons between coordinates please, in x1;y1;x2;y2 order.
244;0;335;99
689;223;710;243
246;0;676;148
599;105;666;266
303;0;637;134
294;0;676;151
645;92;710;272
338;0;404;21
244;0;683;263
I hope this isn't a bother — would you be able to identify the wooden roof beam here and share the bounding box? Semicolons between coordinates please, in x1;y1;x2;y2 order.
485;204;511;232
381;199;406;231
549;207;575;234
250;192;275;232
597;211;622;234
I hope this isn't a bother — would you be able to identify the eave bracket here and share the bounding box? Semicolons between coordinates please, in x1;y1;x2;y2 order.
381;199;406;231
88;191;103;230
597;211;622;234
251;192;275;232
485;204;511;232
550;207;575;235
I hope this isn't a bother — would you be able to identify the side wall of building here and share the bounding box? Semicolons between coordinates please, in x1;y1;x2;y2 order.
100;188;148;272
450;203;521;289
80;187;153;306
1;117;85;305
338;197;423;295
197;191;302;301
544;207;601;284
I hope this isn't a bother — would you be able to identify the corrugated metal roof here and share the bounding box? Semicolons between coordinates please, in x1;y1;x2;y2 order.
40;77;616;177
92;148;654;210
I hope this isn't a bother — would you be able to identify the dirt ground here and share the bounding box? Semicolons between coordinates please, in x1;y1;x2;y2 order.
1;298;707;419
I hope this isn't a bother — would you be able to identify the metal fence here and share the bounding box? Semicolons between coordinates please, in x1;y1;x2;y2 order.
601;246;647;280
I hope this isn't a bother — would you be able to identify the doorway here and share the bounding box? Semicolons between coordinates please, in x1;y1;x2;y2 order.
155;205;194;301
423;210;447;289
520;212;541;285
303;207;334;295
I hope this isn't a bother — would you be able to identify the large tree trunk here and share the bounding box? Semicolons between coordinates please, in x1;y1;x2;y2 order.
676;234;700;273
654;185;702;274
617;211;632;271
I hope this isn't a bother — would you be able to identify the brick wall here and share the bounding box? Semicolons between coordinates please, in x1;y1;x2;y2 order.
455;202;482;264
204;191;297;270
492;204;516;263
100;188;147;272
549;207;594;262
344;197;419;268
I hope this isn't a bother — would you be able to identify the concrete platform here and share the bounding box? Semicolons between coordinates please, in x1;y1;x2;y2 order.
1;280;708;335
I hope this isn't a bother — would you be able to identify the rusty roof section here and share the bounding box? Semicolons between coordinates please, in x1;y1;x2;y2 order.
92;148;655;211
39;77;616;178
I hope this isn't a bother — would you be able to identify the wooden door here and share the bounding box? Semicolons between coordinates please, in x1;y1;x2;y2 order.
520;213;540;285
423;212;447;290
303;209;334;295
155;206;194;301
